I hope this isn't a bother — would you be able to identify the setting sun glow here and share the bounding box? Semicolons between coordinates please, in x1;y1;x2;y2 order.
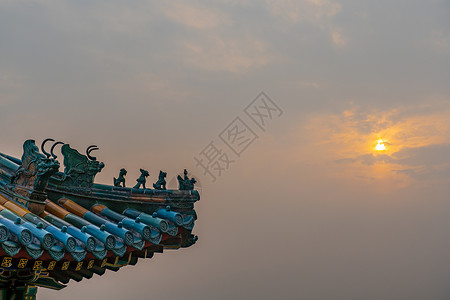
376;140;386;151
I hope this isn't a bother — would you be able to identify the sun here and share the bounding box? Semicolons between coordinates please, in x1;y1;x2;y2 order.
375;140;386;151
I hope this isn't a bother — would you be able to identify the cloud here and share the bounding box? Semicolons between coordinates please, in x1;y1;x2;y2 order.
156;2;273;72
180;35;270;72
390;144;450;180
357;153;394;166
265;0;341;23
161;2;232;29
150;2;273;72
331;28;346;47
430;30;450;52
297;101;450;186
299;81;321;88
265;0;346;49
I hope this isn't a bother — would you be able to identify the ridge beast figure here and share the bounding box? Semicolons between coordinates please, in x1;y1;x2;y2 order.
177;169;196;190
113;168;127;187
60;144;105;188
133;168;149;189
153;170;167;190
12;140;60;202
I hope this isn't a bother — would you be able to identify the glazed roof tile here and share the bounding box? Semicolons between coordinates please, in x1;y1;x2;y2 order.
0;192;196;284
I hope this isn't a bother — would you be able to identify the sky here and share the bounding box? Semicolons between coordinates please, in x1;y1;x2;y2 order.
1;0;450;299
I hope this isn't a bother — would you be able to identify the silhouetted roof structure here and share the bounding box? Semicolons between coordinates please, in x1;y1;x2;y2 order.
0;140;199;299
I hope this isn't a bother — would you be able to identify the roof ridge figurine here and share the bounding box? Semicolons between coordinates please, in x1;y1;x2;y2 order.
11;140;60;202
60;144;105;188
133;168;149;189
177;169;196;190
153;171;167;190
113;168;127;187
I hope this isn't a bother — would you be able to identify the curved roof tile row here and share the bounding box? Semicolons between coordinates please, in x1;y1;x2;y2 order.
0;194;194;263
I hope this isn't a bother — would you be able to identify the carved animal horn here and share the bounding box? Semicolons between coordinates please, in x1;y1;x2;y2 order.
86;145;99;161
41;138;55;158
50;141;65;159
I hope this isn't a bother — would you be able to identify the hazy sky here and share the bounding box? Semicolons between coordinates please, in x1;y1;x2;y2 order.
1;1;450;299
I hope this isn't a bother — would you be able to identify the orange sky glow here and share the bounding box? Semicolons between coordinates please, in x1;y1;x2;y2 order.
296;102;450;190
